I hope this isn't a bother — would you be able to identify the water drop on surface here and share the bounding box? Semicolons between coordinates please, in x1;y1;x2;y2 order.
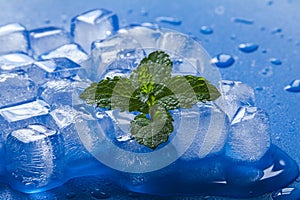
238;43;259;53
155;16;182;26
284;79;300;92
232;17;254;25
211;53;235;68
91;188;111;199
200;26;213;35
270;58;282;65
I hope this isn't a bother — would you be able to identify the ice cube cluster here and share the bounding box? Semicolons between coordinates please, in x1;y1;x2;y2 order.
0;8;298;198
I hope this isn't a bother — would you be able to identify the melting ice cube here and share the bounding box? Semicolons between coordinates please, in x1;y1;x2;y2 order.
6;124;64;192
225;106;271;161
71;9;119;53
0;23;29;54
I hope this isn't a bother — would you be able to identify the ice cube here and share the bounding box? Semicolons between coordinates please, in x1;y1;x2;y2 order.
50;105;98;166
157;31;221;86
225;106;271;161
172;102;229;160
32;57;83;84
39;43;89;64
5;124;64;193
215;80;255;121
29;27;70;58
91;33;145;81
0;72;37;108
0;99;53;139
0;23;29;54
118;23;162;48
38;78;90;109
71;9;119;53
0;52;34;72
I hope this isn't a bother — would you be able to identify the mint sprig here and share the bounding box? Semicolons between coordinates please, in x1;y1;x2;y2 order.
80;51;220;149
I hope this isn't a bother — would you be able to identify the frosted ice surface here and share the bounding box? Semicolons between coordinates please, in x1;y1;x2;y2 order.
39;43;89;64
32;57;83;84
0;53;34;72
6;124;64;191
215;80;255;121
0;73;37;108
29;27;70;58
91;33;145;81
225;106;271;161
173;102;229;160
0;23;29;54
71;9;119;53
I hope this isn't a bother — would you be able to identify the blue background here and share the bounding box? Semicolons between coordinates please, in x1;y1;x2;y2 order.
0;0;299;199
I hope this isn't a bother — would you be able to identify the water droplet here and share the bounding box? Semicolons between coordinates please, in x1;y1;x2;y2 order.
91;188;111;199
238;43;259;53
284;79;300;92
140;8;148;16
211;53;235;68
272;187;300;200
261;49;268;54
270;58;282;65
271;28;282;34
200;26;213;35
232;17;254;25
155;16;182;26
65;192;77;199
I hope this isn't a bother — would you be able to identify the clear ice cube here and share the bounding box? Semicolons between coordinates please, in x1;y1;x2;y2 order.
32;57;83;84
0;99;53;139
91;32;145;81
38;78;90;109
29;27;70;58
118;23;162;49
50;105;96;165
0;52;34;72
0;72;37;108
225;106;271;161
0;23;29;54
39;43;89;64
215;80;255;121
173;102;229;160
5;124;64;192
71;9;119;53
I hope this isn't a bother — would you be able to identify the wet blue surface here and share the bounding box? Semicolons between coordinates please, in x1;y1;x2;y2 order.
0;0;300;199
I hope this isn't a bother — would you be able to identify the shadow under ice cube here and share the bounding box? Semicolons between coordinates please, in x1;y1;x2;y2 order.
5;124;64;193
71;9;119;53
0;23;29;54
29;27;71;58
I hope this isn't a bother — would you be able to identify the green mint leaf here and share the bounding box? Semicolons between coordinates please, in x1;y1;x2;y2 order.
130;51;173;88
80;50;221;150
130;105;174;149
